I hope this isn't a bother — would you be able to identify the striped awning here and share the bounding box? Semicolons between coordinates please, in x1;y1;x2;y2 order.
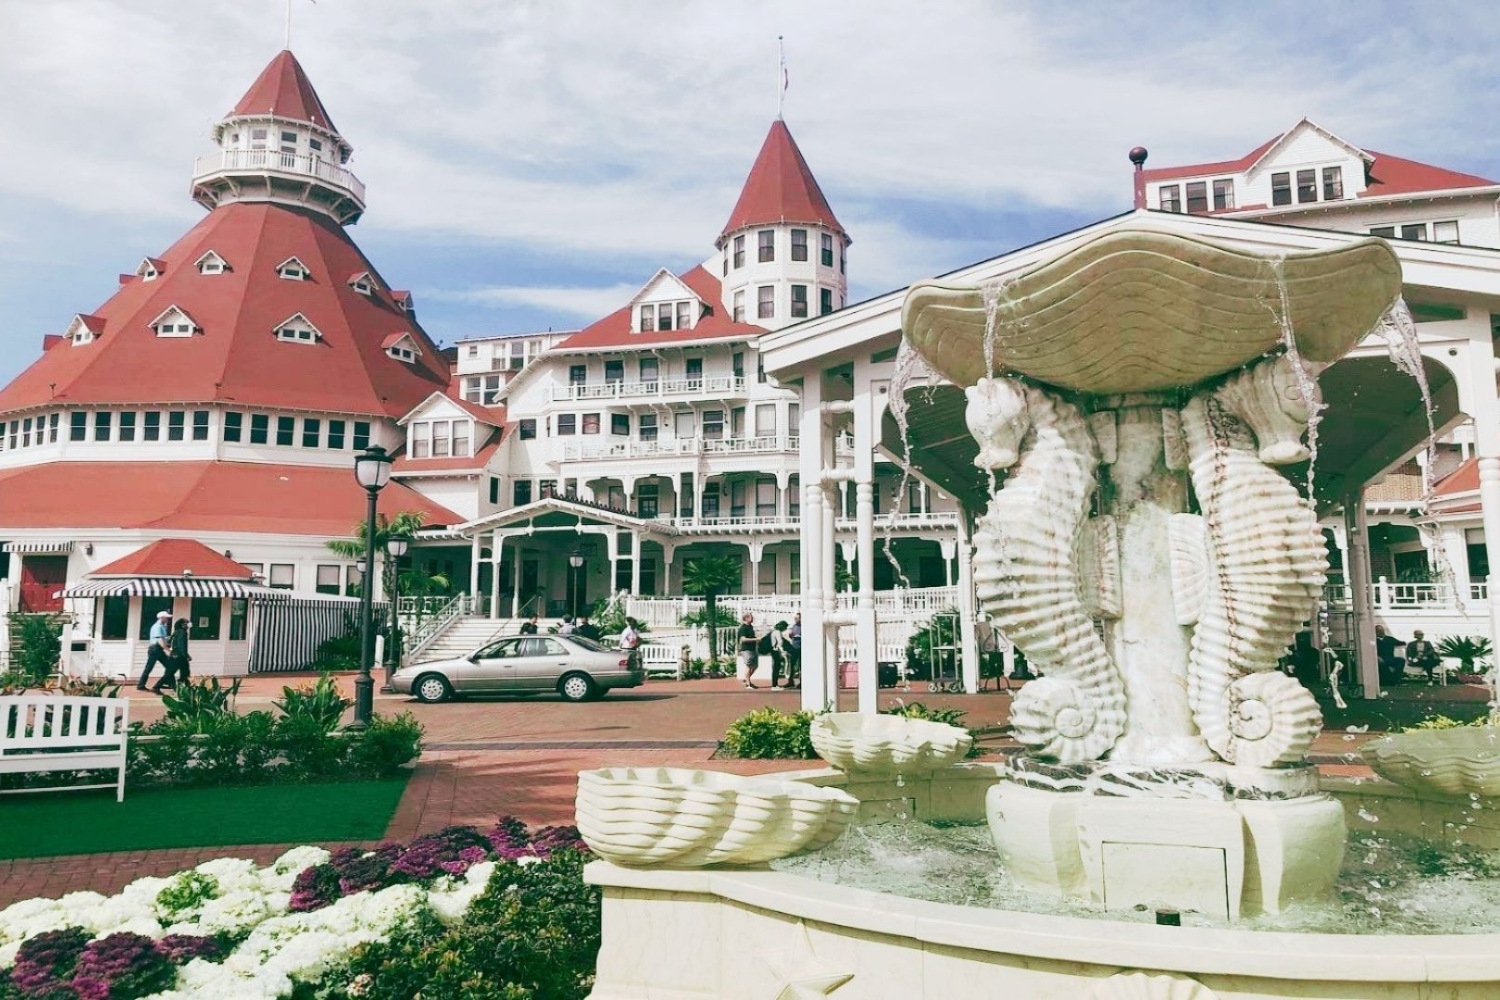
3;540;74;555
62;577;290;600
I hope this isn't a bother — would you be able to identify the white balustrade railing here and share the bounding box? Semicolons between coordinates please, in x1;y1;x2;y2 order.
551;375;746;402
1322;578;1493;611
624;586;959;628
562;435;799;461
193;149;366;201
401;593;475;664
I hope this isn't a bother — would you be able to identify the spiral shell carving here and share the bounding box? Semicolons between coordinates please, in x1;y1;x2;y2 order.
1223;671;1323;767
970;378;1125;761
1180;384;1326;765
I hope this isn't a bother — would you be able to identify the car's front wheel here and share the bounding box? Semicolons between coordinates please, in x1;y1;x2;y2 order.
558;672;598;702
413;673;453;704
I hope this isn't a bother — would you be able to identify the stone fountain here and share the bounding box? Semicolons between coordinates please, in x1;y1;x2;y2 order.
579;222;1500;999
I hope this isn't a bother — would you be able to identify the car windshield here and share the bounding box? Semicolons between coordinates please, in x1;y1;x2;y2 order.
566;635;607;652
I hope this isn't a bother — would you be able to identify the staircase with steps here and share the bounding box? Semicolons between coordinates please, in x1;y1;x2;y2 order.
411;616;517;664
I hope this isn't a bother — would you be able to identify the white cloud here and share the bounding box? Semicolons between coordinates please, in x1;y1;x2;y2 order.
427;282;642;318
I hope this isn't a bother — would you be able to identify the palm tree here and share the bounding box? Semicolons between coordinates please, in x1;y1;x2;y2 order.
326;510;428;600
681;555;743;661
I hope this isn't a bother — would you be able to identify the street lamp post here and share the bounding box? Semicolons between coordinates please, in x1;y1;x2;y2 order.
569;551;584;619
352;444;393;729
383;532;409;693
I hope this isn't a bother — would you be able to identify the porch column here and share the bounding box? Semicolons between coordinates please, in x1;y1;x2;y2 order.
660;542;676;599
1345;493;1379;698
511;541;522;619
957;517;979;694
1437;524;1472;603
746;540;764;595
608;528;620;600
489;533;503;620
800;370;829;712
776;471;791;520
630;531;642;595
469;533;481;608
939;536;957;587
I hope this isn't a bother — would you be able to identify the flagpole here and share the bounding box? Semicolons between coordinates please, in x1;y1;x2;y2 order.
777;36;786;120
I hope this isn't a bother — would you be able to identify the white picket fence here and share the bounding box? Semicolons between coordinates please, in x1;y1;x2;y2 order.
624;586;958;629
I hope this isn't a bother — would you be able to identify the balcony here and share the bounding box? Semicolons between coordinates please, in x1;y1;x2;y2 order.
191;149;366;215
550;375;747;402
561;434;799;462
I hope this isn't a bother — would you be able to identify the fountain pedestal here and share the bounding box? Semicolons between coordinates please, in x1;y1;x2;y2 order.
988;760;1345;919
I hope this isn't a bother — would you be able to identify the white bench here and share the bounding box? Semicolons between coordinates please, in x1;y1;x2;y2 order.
0;696;130;802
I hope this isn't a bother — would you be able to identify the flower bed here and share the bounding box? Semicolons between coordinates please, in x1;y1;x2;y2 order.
0;819;598;1000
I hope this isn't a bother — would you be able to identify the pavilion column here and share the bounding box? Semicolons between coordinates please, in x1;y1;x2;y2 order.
776;471;790;520
1440;524;1472;603
511;541;522;619
469;533;481;610
799;370;829;712
939;536;957;587
607;528;620;602
1461;325;1500;662
1345;493;1379;698
956;516;980;694
630;531;642;595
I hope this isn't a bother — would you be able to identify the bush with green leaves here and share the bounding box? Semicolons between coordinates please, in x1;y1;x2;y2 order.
1437;635;1494;671
348;712;425;777
159;676;243;734
719;707;819;759
274;672;353;732
1401;714;1495;732
678;606;736;629
6;612;63;682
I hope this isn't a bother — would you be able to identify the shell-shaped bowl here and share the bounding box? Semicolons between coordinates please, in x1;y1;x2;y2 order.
810;712;973;775
1360;726;1500;798
576;766;858;868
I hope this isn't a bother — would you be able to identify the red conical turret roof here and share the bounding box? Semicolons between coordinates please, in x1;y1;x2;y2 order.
0;202;449;419
720;120;845;241
231;49;339;133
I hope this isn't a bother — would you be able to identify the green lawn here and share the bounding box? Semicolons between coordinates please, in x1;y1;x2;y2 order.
0;776;410;859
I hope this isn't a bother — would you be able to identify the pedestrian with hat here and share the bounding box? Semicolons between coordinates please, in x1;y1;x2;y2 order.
136;608;174;692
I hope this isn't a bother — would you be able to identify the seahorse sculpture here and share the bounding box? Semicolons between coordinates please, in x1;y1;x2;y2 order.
1179;358;1327;767
968;377;1126;761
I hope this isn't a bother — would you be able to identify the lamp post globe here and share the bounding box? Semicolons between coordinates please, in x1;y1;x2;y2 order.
352;445;392;728
383;533;410;693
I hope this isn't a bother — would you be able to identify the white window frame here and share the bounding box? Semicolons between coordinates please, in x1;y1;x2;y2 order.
195;251;228;275
274;312;321;344
149;305;197;338
347;272;376;295
276;256;311;281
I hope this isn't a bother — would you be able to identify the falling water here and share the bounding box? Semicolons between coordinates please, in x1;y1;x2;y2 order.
881;339;941;590
1265;256;1326;506
1373;299;1437;491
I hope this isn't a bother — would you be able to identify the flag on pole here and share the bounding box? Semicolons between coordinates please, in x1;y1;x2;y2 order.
778;36;788;119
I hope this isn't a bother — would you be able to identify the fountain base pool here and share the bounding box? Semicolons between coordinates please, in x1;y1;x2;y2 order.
583;766;1500;999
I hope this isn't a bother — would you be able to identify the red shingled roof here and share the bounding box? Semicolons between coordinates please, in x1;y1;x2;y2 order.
720;120;845;240
0;461;461;534
1433;457;1478;498
1139;137;1277;184
1361;151;1498;198
93;539;254;579
553;266;763;352
0;201;450;418
231;50;339;133
393;435;503;474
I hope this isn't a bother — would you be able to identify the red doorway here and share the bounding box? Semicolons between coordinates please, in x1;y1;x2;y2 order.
18;556;67;613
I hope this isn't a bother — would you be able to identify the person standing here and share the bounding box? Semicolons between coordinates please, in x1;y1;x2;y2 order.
576;615;600;641
1406;630;1441;684
519;615;539;635
136;609;173;692
768;621;789;691
736;613;759;690
619;616;642;670
558;615;576;636
155;617;191;693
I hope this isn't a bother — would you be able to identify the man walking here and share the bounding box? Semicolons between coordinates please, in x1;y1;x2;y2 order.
136;609;173;692
576;615;600;641
736;613;759;689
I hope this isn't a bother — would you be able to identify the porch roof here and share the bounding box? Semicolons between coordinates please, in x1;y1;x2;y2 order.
454;494;678;537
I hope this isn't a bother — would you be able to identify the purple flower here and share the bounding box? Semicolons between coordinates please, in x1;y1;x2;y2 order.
153;935;227;965
71;932;174;999
8;926;89;996
289;862;342;913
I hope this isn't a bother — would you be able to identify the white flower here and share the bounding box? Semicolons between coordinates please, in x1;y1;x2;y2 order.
517;855;542;866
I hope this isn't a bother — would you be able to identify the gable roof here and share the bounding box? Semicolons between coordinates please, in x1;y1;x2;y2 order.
230;49;339;134
64;314;106;342
1360;151;1500;198
393;434;503;475
720;120;845;242
92;539;255;579
1245;118;1371;175
0;460;462;534
0;201;450;418
552;265;763;353
398;388;504;427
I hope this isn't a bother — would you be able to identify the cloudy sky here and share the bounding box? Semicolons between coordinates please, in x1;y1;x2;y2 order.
3;0;1499;386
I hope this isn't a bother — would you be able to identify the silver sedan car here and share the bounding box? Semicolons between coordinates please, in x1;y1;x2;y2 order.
391;634;645;703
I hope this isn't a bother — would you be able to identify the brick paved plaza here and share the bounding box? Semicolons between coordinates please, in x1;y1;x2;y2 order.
1;672;1485;907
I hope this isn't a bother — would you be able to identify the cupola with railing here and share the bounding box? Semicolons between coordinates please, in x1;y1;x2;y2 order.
190;50;365;225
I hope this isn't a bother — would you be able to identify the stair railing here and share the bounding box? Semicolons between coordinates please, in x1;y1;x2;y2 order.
402;593;473;665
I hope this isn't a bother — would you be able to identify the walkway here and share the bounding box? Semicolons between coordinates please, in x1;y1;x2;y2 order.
1;672;1489;906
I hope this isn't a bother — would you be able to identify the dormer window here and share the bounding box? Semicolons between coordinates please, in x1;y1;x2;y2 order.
347;271;376;295
64;314;104;346
277;257;310;281
392;291;413;314
195;251;229;275
635;300;696;334
136;257;166;282
383;332;420;363
275;313;321;344
149;305;197;338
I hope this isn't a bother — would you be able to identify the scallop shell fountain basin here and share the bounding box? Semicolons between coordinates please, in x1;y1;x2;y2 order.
1361;725;1500;798
810;712;973;775
575;766;857;868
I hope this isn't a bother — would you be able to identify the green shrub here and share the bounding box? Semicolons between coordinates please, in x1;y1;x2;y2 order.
314;849;600;1000
1437;635;1494;670
7;613;63;682
678;606;736;629
0;670;33;695
276;714;351;781
1402;714;1494;732
719;707;818;759
160;677;242;734
348;712;425;777
275;672;352;732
